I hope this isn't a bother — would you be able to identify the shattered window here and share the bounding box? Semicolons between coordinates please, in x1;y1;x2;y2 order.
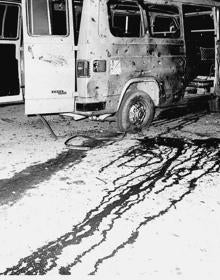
108;0;143;38
0;4;19;39
145;4;180;38
27;0;68;36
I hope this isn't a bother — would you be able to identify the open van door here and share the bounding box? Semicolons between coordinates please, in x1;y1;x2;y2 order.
0;1;23;105
214;7;220;97
22;0;75;115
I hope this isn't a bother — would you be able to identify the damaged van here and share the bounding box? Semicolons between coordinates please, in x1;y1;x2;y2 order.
1;0;220;132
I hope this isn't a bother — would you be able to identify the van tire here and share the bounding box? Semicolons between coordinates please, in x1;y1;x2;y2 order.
117;90;155;133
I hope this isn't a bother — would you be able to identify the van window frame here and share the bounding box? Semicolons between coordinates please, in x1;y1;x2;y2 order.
182;4;214;33
72;0;83;45
0;3;20;41
107;0;145;38
144;4;181;39
26;0;70;37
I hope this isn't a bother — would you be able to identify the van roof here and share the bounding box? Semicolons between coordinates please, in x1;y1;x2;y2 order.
0;0;220;9
0;0;20;3
171;0;220;6
110;0;220;7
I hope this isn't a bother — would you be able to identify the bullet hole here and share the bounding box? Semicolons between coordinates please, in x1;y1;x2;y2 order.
106;49;111;57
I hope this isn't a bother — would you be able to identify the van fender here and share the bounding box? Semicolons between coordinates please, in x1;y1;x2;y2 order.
117;78;161;111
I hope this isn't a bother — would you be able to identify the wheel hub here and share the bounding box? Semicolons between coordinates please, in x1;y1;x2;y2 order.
129;101;146;126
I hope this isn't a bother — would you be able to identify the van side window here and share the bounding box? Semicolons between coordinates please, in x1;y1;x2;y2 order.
145;4;180;38
183;5;214;47
27;0;68;36
108;0;142;37
0;5;5;37
0;4;19;39
4;6;19;38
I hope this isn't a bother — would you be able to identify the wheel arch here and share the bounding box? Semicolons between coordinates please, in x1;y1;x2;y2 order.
117;77;161;111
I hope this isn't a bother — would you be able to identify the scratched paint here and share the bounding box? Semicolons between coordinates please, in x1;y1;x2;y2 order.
1;134;220;275
38;55;67;67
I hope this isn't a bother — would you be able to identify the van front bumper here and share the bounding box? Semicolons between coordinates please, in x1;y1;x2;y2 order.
74;95;120;116
76;101;106;112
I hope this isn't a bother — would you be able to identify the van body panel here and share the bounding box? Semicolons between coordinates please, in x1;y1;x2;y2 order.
23;41;75;114
107;39;185;104
76;0;186;116
75;0;110;114
117;77;161;109
22;0;75;115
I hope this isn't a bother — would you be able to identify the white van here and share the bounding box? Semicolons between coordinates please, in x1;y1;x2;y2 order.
1;0;220;132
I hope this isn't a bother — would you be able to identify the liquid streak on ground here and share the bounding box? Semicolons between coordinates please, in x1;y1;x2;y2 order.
1;132;220;276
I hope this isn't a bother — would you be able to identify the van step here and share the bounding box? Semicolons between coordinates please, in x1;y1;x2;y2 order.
189;79;213;88
185;86;211;95
185;78;214;96
185;86;197;94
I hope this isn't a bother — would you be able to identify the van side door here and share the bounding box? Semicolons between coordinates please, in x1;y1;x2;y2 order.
214;7;220;96
22;0;75;115
144;4;186;104
183;5;216;84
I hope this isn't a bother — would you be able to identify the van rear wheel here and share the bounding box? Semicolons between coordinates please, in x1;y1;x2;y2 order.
117;90;155;133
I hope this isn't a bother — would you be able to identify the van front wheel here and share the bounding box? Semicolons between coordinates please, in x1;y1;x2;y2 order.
117;90;155;133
